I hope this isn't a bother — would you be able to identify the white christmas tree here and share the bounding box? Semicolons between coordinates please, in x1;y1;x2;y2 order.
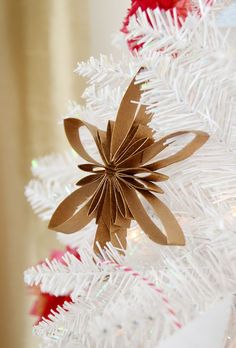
24;1;236;347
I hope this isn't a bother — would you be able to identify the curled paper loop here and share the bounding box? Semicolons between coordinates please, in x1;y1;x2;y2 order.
49;70;209;253
48;182;97;232
64;118;103;165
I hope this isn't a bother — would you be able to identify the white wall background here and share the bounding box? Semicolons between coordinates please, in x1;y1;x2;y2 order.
88;0;130;56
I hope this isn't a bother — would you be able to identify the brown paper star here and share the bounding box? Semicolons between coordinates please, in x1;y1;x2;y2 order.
49;71;209;253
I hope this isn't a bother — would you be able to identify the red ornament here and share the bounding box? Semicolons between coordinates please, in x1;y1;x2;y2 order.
29;287;72;325
121;0;192;52
29;247;80;325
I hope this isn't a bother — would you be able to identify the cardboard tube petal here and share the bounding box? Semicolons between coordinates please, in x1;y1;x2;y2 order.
121;183;168;245
146;131;209;170
139;190;185;245
111;71;143;158
76;173;103;186
124;185;185;245
134;104;152;126
64;118;102;165
48;181;98;233
110;224;128;251
93;218;111;254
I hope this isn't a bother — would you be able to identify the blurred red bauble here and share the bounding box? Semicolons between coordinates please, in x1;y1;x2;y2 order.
30;288;72;325
29;246;80;325
121;0;192;51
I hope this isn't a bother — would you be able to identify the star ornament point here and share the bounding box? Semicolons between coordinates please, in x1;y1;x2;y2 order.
49;72;209;253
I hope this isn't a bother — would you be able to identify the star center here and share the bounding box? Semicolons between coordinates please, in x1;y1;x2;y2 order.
105;166;117;177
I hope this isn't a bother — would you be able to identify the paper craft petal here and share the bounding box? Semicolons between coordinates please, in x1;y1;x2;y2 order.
111;69;143;158
145;131;209;170
64;118;102;165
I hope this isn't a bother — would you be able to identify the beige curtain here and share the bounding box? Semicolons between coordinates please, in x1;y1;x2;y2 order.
0;1;89;347
0;0;130;346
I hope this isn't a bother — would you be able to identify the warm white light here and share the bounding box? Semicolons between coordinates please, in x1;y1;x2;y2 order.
127;227;142;241
231;207;236;217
